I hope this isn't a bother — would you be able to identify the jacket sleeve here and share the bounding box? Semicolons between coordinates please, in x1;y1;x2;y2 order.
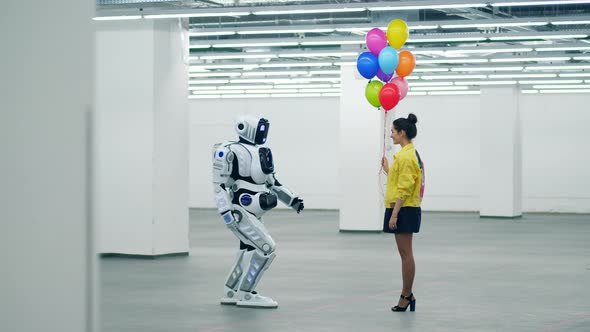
394;158;418;201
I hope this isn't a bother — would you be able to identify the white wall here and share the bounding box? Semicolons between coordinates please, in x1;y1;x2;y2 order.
520;94;590;213
189;98;339;210
0;1;96;331
95;20;189;255
189;92;589;213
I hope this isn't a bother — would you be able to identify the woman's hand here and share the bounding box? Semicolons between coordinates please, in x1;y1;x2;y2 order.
381;157;389;172
388;214;397;230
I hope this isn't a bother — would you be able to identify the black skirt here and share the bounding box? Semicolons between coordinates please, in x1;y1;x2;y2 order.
383;207;421;234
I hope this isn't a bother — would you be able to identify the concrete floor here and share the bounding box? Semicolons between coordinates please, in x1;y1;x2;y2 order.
100;209;590;332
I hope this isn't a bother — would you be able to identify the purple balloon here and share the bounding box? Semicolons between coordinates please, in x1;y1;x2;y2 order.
366;28;387;56
376;69;393;83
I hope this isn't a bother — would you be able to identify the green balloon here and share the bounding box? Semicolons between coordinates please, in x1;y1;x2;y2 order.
365;80;383;108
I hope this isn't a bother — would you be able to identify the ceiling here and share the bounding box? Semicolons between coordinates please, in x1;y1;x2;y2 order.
95;0;590;99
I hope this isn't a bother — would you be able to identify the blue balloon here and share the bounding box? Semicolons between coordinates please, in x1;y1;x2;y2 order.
378;47;399;75
356;52;379;79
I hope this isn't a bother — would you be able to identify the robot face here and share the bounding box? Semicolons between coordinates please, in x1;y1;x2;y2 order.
235;115;270;145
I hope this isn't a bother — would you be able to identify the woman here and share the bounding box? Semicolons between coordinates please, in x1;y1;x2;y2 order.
381;113;422;313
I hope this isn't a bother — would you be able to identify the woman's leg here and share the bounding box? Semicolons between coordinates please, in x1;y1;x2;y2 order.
395;233;415;304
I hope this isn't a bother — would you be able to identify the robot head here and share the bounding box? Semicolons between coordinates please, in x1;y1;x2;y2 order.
235;115;270;145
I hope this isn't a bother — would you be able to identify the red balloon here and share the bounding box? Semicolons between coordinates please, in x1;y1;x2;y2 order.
379;83;401;111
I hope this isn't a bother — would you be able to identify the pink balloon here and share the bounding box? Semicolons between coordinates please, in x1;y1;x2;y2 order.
390;76;409;100
366;28;387;56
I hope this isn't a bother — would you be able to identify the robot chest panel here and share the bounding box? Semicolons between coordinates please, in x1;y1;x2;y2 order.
241;145;274;183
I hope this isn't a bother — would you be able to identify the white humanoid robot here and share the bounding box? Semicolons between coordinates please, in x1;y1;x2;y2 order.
212;115;304;308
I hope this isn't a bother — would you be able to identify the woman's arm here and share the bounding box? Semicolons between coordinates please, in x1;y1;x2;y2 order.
389;198;404;230
381;157;389;174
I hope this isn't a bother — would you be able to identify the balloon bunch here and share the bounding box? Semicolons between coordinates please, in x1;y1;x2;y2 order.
356;19;416;112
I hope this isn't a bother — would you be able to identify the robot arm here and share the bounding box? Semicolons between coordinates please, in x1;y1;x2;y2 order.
267;174;304;213
212;144;236;224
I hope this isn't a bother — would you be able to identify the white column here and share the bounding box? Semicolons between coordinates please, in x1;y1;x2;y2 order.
480;87;522;217
95;19;189;255
339;65;384;231
0;1;96;331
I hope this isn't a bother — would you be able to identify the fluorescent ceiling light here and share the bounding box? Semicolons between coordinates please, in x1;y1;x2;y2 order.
410;82;454;86
189;79;230;84
408;91;428;96
538;89;590;93
299;88;342;93
189;31;236;37
271;93;323;98
551;20;590;25
309;70;341;75
198;54;278;60
521;90;539;94
492;1;590;6
408;37;488;43
490;56;571;62
238;28;336;35
421;74;488;79
417;59;488;64
241;71;309;76
532;84;590;89
441;22;547;28
278;52;358;58
411;86;469;91
145;12;250;19
211;42;299;48
444;47;534;54
189;95;221;99
333;61;356;66
260;62;334;68
455;80;518;85
428;91;481;95
322;93;342;97
560;73;590;77
489;73;556;78
230;78;340;84
188;86;217;91
193;90;244;94
519;80;583;84
300;40;363;46
490;34;588;41
189;44;212;49
536;46;590;51
222;94;272;99
253;8;365;15
451;67;523;71
189;72;242;77
413;68;451;72
573;56;590;60
190;64;259;70
450;66;524;71
274;84;335;89
525;65;590;70
370;3;487;11
246;89;298;94
409;25;440;30
93;15;141;21
217;85;272;90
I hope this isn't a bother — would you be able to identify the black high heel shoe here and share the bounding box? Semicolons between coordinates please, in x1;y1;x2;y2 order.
391;293;416;312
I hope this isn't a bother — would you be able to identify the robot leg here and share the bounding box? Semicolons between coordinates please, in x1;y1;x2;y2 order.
225;206;278;308
220;249;251;305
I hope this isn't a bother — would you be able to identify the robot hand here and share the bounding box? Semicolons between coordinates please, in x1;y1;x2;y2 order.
291;197;304;214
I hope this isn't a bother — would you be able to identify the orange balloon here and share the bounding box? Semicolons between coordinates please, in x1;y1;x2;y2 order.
395;50;416;78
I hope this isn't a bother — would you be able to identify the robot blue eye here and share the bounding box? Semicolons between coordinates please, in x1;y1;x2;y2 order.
262;138;266;143
260;125;265;131
240;195;252;206
218;151;224;158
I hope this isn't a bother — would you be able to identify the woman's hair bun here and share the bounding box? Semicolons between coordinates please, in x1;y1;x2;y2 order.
407;113;418;125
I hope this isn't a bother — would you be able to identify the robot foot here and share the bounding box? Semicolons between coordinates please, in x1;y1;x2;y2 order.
236;291;278;308
220;287;239;305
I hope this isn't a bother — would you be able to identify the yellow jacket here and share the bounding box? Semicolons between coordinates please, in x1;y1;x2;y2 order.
384;143;422;208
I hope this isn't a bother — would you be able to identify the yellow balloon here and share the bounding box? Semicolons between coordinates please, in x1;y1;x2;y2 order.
386;19;409;49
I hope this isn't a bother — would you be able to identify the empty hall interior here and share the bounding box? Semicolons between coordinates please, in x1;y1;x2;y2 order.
3;0;590;331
